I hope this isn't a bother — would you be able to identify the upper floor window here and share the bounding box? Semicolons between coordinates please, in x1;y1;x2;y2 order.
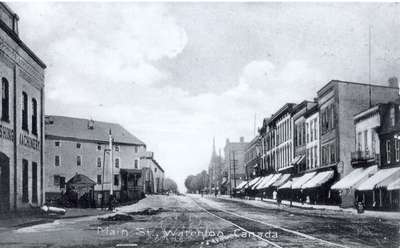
386;140;391;164
22;92;28;131
55;155;60;166
97;157;102;167
357;132;362;151
76;143;81;149
364;130;368;153
134;146;138;153
97;175;102;185
115;145;120;152
55;141;61;147
31;98;38;135
390;106;395;126
155;167;157;173
134;159;139;169
97;145;101;151
1;78;9;122
77;156;82;166
114;174;119;186
396;140;400;162
115;158;120;168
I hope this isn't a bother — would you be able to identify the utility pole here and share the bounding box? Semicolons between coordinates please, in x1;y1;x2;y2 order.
368;25;372;107
109;129;113;196
232;151;237;192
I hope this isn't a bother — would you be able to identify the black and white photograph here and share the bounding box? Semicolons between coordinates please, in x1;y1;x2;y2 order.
0;1;399;247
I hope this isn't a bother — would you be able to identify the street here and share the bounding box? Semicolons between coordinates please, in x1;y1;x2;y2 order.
0;195;398;248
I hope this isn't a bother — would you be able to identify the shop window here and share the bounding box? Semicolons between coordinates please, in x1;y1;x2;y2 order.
32;162;37;203
22;92;28;131
114;174;119;186
22;159;28;203
31;98;38;135
1;78;9;122
60;176;65;189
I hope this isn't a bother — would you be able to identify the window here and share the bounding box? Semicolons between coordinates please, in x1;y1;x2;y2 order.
310;147;314;167
31;98;37;135
134;159;138;169
76;143;81;149
390;107;395;126
155;167;157;173
115;145;120;152
97;157;102;167
1;78;9;122
396;140;400;162
134;146;138;153
371;131;376;154
55;155;60;166
330;143;336;163
54;175;60;186
60;176;65;189
314;146;318;168
32;162;37;203
114;174;119;186
22;159;28;203
310;121;314;142
77;156;81;166
22;92;28;131
306;123;309;143
97;175;102;184
97;145;101;151
55;141;60;147
386;140;391;164
357;132;362;151
115;158;119;168
364;130;368;153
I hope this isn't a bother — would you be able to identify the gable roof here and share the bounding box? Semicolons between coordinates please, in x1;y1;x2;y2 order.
45;115;145;146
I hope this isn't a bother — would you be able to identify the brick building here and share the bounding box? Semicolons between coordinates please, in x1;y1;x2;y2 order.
44;115;146;206
0;3;46;212
224;137;248;195
244;135;261;179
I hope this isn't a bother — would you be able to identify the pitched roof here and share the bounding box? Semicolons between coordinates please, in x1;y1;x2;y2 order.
45;115;145;146
67;173;96;186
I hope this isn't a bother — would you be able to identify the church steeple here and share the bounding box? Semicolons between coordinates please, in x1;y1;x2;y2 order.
213;137;216;154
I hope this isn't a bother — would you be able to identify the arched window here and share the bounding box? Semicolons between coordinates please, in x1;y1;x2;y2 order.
22;92;28;131
1;78;9;122
31;98;38;135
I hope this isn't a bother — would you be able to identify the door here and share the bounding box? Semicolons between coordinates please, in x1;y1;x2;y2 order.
0;153;10;212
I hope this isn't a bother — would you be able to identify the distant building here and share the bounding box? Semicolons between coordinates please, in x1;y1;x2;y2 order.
208;138;224;194
244;135;261;179
0;3;46;212
141;151;165;194
224;137;248;195
44;115;146;206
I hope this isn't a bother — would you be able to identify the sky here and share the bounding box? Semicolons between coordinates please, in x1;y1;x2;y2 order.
9;2;400;192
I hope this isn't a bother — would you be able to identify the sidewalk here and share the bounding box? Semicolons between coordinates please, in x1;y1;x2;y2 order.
208;194;400;221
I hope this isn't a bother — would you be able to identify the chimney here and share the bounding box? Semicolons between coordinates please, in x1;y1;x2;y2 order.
388;77;398;88
88;119;95;130
240;136;244;143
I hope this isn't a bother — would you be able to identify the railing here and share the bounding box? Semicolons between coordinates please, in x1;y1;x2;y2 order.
351;151;380;164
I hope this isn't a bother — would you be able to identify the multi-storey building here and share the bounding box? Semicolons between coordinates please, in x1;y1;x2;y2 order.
0;3;46;212
141;151;165;194
304;104;320;171
317;80;399;204
224;137;248;195
244;135;261;179
292;101;317;174
44;115;147;206
208;138;224;194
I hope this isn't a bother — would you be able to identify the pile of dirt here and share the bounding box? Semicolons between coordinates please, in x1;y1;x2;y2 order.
128;208;164;216
99;213;134;221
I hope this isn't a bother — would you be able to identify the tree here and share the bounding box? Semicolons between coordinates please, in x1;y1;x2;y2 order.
184;170;209;193
164;178;178;193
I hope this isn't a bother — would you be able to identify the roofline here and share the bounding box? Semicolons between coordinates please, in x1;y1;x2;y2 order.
45;134;146;147
141;155;164;173
317;79;399;97
0;3;46;69
353;105;380;122
269;103;296;123
303;103;319;118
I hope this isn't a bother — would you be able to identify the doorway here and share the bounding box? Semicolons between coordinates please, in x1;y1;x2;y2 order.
0;153;10;212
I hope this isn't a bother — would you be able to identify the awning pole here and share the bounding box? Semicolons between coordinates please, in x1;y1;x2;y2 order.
379;189;382;208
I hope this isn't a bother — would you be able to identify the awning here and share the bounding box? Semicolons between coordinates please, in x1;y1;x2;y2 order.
357;167;400;191
255;174;274;189
279;176;303;190
235;181;248;190
221;178;228;186
272;174;291;187
331;165;377;190
291;172;317;189
387;178;400;190
258;174;281;190
252;176;267;189
302;171;334;189
245;177;262;189
278;165;293;172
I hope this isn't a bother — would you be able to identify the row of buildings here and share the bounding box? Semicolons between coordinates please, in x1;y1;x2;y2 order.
209;79;400;211
0;3;164;212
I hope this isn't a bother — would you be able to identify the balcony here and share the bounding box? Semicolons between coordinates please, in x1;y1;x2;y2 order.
351;150;380;166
